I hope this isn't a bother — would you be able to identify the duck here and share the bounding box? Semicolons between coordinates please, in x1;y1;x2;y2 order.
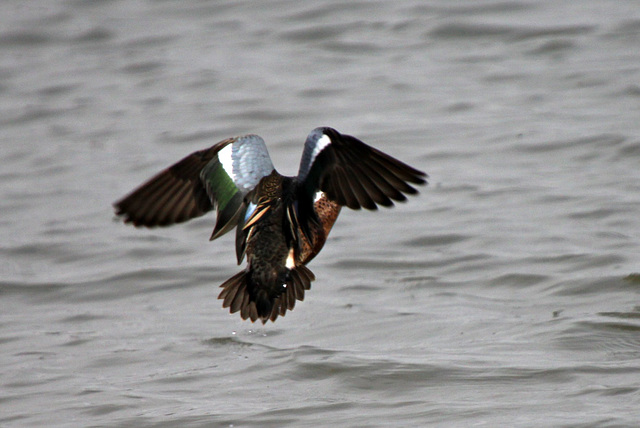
114;127;427;323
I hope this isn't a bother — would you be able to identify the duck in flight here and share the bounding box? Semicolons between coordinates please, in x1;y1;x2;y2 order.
114;127;427;323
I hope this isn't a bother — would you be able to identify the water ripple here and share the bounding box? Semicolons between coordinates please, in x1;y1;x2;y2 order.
428;23;595;41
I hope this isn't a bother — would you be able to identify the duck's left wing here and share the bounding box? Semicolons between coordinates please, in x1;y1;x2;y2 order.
114;135;274;240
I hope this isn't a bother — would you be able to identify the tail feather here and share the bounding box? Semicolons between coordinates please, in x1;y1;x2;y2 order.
218;264;316;323
240;298;258;322
271;264;315;320
288;265;314;303
218;271;244;305
229;280;247;313
218;271;261;323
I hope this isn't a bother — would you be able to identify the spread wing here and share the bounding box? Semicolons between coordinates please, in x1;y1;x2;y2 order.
297;127;427;211
114;134;274;240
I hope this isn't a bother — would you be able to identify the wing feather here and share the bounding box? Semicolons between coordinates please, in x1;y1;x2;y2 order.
297;127;427;212
114;135;275;241
114;142;231;227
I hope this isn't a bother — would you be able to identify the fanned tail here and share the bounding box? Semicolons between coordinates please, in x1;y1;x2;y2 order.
218;265;315;324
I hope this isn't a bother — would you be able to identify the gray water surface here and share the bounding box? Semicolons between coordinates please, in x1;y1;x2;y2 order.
2;1;640;427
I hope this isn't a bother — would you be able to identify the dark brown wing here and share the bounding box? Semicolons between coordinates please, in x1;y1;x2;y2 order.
113;139;234;227
297;127;427;211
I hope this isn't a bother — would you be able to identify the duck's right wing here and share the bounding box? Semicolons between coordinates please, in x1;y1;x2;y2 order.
294;127;427;241
114;135;275;240
297;127;427;211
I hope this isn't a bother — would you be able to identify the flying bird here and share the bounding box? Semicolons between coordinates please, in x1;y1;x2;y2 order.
114;127;427;323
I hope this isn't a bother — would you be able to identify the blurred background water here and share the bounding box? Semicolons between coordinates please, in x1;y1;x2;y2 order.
2;1;640;427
